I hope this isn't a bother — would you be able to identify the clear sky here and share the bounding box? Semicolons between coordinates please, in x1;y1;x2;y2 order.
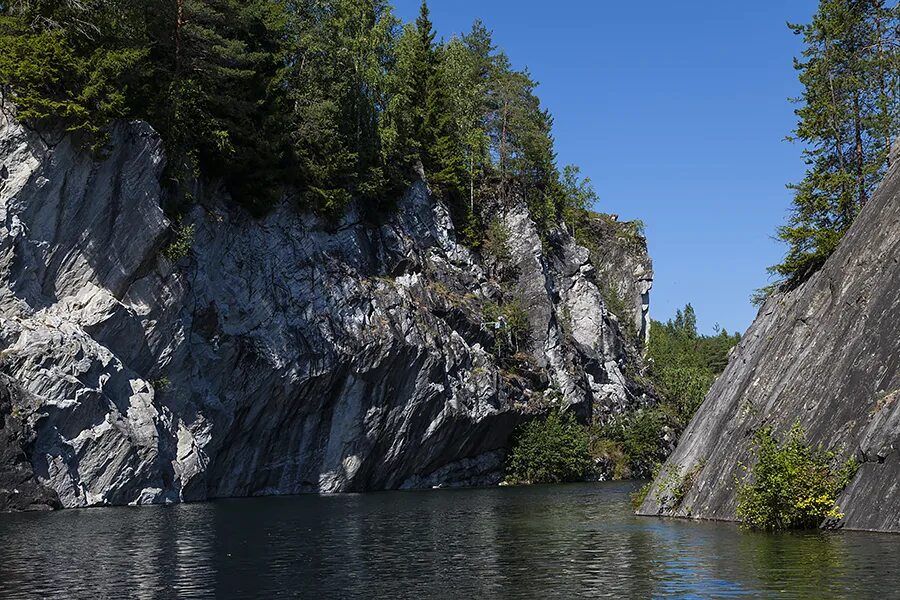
393;0;821;335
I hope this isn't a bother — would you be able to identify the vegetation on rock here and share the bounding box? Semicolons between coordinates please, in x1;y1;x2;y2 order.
736;422;858;531
506;410;590;485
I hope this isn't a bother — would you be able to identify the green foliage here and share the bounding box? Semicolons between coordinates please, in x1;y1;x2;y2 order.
150;377;172;392
483;218;512;268
591;408;676;479
506;410;590;484
286;0;399;217
647;304;741;424
736;422;859;531
559;164;598;238
771;1;900;286
163;221;195;263
0;0;589;231
631;478;654;510
0;14;145;151
483;298;530;357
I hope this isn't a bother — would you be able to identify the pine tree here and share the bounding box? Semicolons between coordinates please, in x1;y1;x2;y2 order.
0;1;148;149
283;0;371;216
772;0;900;286
145;0;291;213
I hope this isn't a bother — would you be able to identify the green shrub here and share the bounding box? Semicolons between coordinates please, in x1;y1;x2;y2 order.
483;219;512;265
149;377;171;392
736;422;858;531
163;222;196;263
590;436;630;479
483;299;530;356
506;410;590;484
590;407;675;479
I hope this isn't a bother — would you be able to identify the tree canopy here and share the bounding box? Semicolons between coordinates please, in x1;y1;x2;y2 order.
769;0;900;291
0;0;593;232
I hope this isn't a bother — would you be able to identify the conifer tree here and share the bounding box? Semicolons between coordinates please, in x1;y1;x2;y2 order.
772;0;900;286
560;164;599;238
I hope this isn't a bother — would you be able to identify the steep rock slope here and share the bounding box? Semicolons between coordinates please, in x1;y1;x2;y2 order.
0;114;653;509
638;159;900;532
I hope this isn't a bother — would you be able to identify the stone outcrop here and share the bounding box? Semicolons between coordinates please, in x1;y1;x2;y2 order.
0;112;654;509
638;158;900;533
0;375;61;511
580;214;653;346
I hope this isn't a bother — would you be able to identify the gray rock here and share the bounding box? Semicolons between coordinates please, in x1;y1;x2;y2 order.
638;158;900;533
0;112;654;509
0;375;61;511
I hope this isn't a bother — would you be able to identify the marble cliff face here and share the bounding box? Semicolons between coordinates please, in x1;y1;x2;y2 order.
639;157;900;533
0;114;654;510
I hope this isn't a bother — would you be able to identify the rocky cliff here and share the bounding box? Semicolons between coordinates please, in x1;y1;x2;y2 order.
0;113;654;510
638;157;900;533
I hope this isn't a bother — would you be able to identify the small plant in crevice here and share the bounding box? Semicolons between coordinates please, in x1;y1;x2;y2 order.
163;219;195;263
483;299;530;358
654;460;707;513
735;422;859;531
149;377;171;392
630;467;658;510
505;409;590;485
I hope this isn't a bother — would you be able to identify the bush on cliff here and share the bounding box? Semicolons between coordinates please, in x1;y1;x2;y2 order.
736;422;858;531
506;410;590;484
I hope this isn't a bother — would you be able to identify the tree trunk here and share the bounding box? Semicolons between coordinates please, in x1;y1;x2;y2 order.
875;8;892;169
175;0;185;75
824;36;849;208
500;98;509;196
469;151;475;211
854;93;867;209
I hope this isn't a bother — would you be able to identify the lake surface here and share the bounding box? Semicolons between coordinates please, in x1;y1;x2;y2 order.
0;482;897;599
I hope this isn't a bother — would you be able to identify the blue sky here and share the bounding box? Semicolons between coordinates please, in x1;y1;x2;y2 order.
393;0;821;335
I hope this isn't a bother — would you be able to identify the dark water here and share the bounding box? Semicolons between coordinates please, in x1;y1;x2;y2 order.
0;482;898;599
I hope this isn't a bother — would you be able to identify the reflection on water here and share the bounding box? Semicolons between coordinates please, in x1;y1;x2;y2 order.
0;482;897;599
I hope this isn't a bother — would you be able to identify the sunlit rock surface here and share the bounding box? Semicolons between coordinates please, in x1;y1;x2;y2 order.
0;112;653;509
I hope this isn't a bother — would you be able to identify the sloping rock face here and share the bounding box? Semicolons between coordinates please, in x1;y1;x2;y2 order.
0;113;654;509
638;160;900;532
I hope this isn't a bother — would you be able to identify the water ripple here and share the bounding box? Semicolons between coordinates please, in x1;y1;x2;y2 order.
0;483;896;599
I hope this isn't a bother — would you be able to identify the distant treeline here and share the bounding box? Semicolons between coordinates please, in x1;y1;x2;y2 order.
766;0;900;295
0;0;594;237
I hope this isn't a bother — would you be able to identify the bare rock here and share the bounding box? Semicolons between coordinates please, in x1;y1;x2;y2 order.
0;112;654;509
638;158;900;533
